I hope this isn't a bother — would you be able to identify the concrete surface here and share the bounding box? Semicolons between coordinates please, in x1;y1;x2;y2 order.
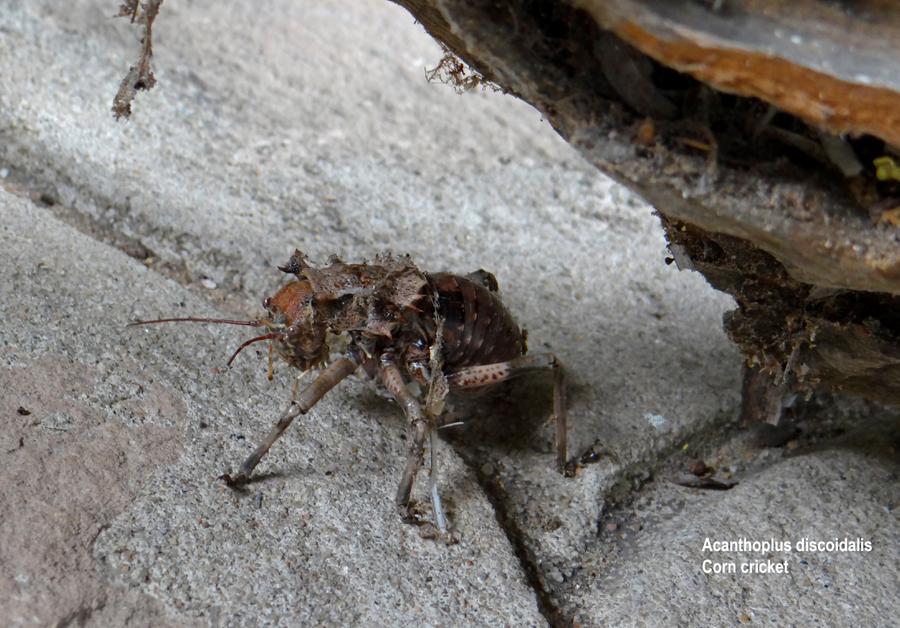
1;193;541;625
0;0;896;626
568;407;900;626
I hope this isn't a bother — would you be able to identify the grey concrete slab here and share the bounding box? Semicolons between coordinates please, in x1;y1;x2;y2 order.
0;193;544;625
4;0;892;626
569;442;900;627
0;0;739;574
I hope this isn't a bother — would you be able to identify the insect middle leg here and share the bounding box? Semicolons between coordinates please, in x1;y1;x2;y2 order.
222;357;357;487
380;359;430;522
446;353;567;471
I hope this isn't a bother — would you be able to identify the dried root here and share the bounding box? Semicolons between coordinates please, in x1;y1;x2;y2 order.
112;0;165;119
425;45;498;94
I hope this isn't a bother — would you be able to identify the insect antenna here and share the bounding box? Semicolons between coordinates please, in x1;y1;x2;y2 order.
128;317;265;327
129;316;282;366
227;332;283;366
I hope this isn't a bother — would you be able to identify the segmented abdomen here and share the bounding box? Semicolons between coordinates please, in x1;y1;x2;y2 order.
428;273;526;369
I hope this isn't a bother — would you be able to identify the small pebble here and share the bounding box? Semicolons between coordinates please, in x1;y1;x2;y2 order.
201;278;217;289
688;458;710;476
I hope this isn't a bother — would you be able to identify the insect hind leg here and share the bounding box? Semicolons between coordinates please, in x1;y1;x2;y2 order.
447;353;567;472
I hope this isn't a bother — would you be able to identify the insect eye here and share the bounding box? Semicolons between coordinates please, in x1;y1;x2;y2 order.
287;325;299;336
263;297;273;309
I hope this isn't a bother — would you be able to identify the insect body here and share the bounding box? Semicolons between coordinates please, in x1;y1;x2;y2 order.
132;251;567;530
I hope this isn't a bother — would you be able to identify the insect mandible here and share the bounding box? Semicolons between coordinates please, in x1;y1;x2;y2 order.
131;251;567;533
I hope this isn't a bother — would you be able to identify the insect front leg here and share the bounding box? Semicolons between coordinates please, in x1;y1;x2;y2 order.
447;353;568;472
380;359;431;523
222;357;358;487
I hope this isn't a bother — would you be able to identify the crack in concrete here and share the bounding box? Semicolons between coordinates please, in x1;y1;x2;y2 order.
0;144;252;316
1;172;191;280
467;459;565;628
447;404;745;626
55;598;106;628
